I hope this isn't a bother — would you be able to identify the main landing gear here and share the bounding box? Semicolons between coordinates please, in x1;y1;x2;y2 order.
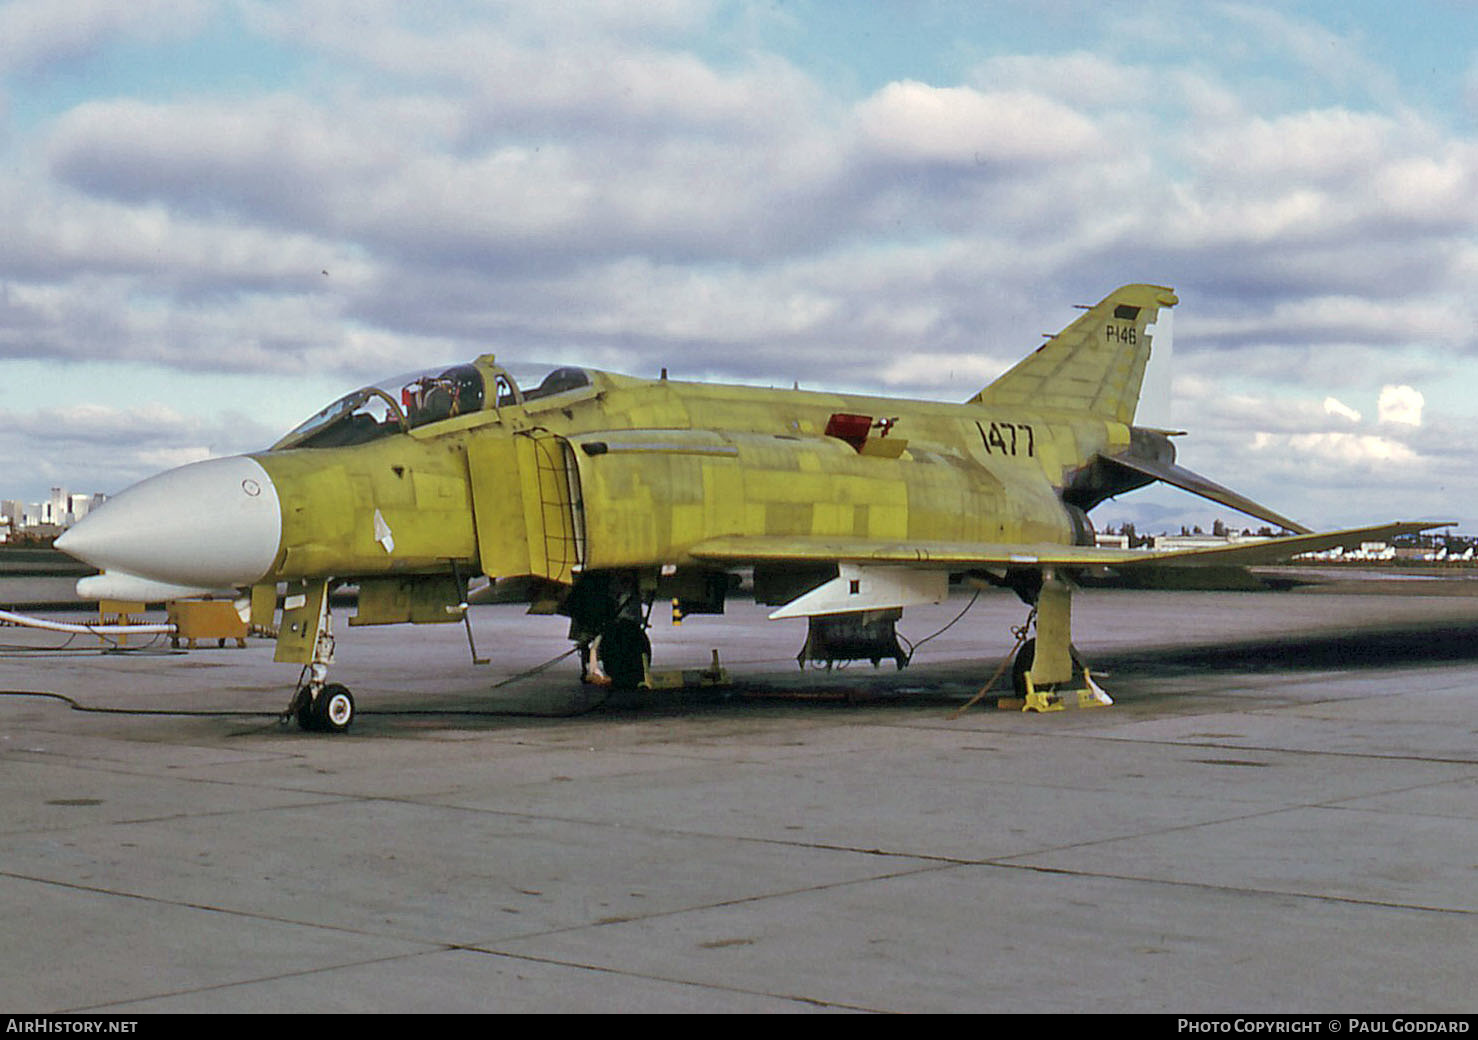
1009;637;1108;712
1004;570;1111;713
592;617;652;690
568;573;654;691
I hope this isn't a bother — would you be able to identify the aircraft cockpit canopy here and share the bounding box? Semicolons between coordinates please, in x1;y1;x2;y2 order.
523;366;592;401
273;360;594;451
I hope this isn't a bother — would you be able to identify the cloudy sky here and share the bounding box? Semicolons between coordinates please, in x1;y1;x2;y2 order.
2;0;1476;533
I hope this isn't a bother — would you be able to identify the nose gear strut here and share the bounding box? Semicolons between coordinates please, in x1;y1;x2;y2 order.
277;579;355;733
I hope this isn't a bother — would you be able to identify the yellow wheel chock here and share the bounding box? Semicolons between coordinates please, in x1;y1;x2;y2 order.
1021;668;1113;713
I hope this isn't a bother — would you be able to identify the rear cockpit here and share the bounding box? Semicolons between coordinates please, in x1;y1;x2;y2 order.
273;356;595;451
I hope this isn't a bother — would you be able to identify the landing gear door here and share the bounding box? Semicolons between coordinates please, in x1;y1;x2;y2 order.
467;431;584;584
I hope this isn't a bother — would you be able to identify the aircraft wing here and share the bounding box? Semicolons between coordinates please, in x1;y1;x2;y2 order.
1120;521;1452;566
689;521;1450;570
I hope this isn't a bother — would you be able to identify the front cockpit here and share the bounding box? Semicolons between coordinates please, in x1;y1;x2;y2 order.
400;364;485;427
273;356;595;451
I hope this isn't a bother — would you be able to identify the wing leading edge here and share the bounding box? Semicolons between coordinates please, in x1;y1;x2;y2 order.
690;521;1450;571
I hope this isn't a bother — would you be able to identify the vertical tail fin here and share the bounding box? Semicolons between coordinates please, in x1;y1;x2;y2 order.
969;284;1178;423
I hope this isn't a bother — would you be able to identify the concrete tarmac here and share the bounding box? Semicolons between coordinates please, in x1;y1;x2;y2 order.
0;580;1474;1013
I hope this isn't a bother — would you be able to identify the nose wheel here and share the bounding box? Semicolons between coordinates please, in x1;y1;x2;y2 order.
292;681;356;732
305;682;355;732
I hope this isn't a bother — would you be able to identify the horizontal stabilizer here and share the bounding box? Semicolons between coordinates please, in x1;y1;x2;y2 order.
1102;452;1311;535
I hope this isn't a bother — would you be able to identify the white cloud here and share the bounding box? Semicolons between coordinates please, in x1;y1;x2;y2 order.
1323;396;1361;423
1371;150;1478;226
1251;431;1417;466
1189;109;1395;183
855;81;1099;166
1378;384;1424;426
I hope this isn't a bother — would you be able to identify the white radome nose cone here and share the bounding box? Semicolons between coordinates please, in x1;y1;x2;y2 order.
56;456;282;590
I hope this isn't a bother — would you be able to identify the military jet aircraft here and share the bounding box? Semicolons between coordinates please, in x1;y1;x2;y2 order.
55;284;1442;730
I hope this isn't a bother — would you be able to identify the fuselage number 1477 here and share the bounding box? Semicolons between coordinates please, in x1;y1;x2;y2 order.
976;420;1035;457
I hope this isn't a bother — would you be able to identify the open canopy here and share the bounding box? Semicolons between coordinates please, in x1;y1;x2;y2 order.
272;359;593;450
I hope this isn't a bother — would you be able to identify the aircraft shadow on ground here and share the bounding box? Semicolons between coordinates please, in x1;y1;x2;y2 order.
1089;622;1478;677
646;621;1478;712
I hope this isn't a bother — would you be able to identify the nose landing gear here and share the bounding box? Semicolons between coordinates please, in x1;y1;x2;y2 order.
276;579;357;733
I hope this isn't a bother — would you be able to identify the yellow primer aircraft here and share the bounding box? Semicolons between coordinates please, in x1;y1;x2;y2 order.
56;284;1441;730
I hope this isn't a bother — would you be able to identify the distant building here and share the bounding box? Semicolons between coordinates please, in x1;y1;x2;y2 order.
0;487;108;537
